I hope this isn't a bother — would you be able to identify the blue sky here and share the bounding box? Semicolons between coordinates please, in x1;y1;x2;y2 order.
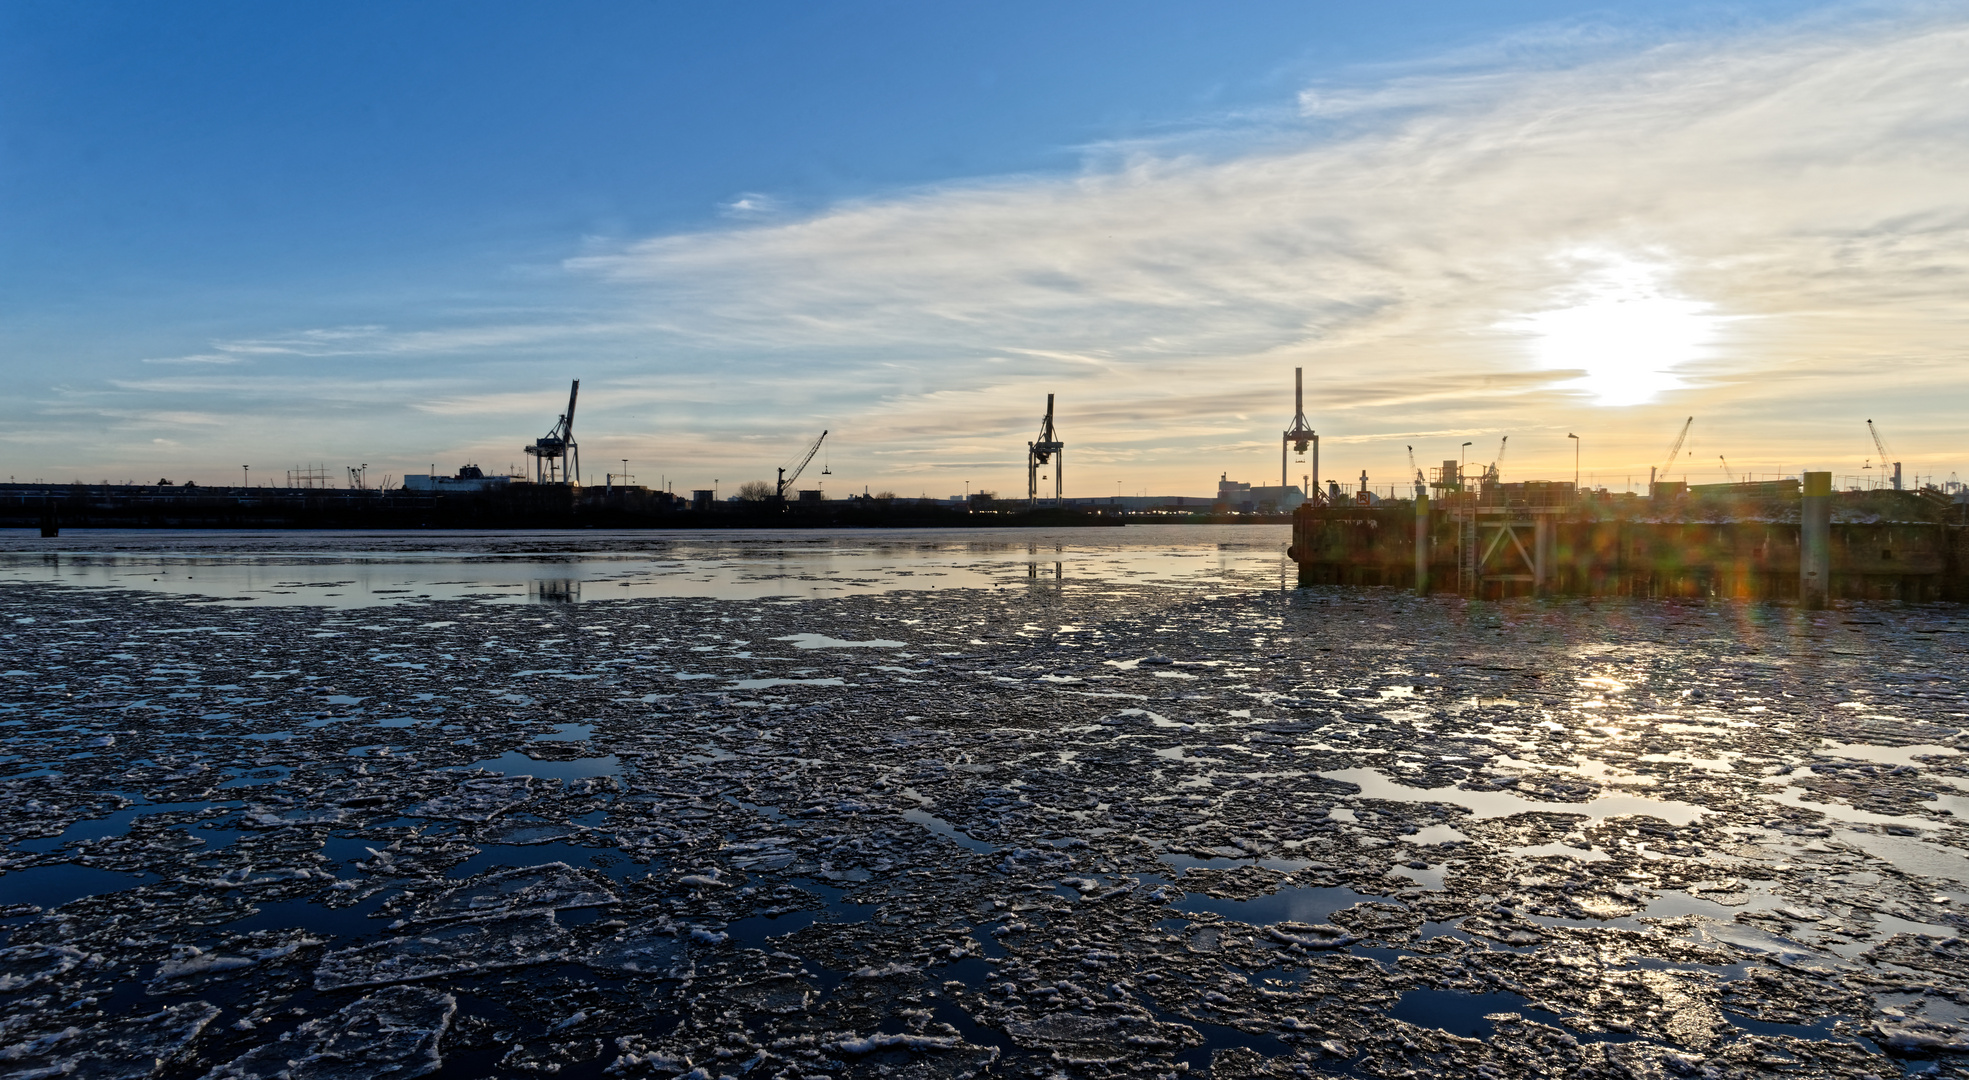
4;1;1963;495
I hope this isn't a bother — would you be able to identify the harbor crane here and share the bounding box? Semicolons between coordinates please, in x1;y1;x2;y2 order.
1650;417;1694;491
1867;419;1902;490
776;430;828;505
1719;455;1737;484
1282;368;1318;502
1027;395;1064;507
1483;436;1508;483
1407;445;1425;500
524;379;581;485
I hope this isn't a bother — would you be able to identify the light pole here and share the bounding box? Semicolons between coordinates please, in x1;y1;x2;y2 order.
241;465;249;489
1567;433;1580;492
1459;443;1472;491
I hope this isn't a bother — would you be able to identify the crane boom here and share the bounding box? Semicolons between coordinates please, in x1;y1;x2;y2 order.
523;379;582;485
777;430;828;499
1719;455;1736;484
1487;436;1508;483
1655;417;1693;487
1867;419;1901;490
1407;445;1424;499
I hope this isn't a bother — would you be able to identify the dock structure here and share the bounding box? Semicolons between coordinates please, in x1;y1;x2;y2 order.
1289;479;1969;602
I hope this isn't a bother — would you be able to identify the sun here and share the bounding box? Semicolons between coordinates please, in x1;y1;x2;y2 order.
1512;256;1723;407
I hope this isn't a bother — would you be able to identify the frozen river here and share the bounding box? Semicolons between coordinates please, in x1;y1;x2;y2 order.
1;527;1966;1079
0;526;1299;605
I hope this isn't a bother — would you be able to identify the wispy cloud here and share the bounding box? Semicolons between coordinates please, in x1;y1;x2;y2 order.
720;192;782;219
550;11;1969;483
33;9;1969;488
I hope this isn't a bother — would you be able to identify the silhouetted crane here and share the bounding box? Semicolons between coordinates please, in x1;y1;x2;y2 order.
1282;369;1317;501
1483;436;1508;483
524;380;581;484
777;430;828;504
1028;395;1064;507
1868;419;1901;490
1650;417;1693;492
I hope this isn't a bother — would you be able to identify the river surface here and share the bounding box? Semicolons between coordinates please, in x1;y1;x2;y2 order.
0;527;1963;1079
0;525;1296;604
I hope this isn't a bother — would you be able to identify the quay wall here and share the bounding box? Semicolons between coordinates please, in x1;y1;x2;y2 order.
1289;499;1969;601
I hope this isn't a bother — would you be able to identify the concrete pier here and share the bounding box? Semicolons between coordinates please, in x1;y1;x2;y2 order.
1292;482;1967;601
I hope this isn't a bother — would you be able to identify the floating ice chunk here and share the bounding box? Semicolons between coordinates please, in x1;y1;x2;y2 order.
849;962;918;979
1818;741;1961;768
1266;922;1355;949
315;914;570;990
586;927;685;975
408;777;533;822
0;1001;218;1078
678;870;730;889
206;985;456;1079
402;863;616;923
834;1032;962;1053
153;946;255;981
774;633;904;649
1320;767;1706;825
0;945;95;992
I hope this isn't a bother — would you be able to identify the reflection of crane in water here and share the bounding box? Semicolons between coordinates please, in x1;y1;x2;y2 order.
1027;395;1063;507
524;380;580;484
776;430;827;505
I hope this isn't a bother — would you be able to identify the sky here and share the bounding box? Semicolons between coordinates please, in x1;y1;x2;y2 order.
3;0;1966;498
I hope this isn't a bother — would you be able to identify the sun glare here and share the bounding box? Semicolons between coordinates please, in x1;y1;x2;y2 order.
1513;257;1722;407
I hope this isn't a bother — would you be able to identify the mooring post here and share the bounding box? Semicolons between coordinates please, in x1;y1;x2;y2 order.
1801;471;1831;608
1534;514;1553;595
1414;491;1429;595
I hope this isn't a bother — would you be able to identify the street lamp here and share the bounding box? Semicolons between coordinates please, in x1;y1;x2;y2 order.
241;465;249;488
1459;443;1472;490
1567;433;1580;492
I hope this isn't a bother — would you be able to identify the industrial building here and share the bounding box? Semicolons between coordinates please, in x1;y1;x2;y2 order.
401;465;516;493
1215;474;1306;514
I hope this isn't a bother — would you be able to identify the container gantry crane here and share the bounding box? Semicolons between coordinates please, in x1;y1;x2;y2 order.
1283;368;1317;502
776;430;828;505
523;379;581;485
1027;395;1063;507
